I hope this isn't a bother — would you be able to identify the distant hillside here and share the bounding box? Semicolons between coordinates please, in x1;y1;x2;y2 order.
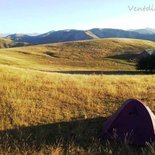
90;28;138;38
89;28;155;41
36;30;93;44
1;38;155;71
5;28;155;44
131;28;155;35
6;30;94;44
6;34;33;42
0;38;14;48
0;38;29;49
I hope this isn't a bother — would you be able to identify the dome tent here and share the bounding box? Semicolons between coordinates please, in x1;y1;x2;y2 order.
102;99;155;145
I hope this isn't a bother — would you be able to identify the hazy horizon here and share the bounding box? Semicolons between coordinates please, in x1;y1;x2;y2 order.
0;0;155;33
1;27;155;35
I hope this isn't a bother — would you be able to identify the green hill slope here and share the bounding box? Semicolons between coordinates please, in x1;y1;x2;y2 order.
43;38;155;71
0;38;155;71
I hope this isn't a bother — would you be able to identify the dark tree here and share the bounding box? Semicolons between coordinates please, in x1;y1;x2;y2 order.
136;55;155;73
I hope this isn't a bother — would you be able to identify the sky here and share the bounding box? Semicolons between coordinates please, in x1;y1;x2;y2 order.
0;0;155;33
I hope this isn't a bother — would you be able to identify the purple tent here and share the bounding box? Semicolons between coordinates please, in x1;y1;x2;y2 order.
102;99;155;145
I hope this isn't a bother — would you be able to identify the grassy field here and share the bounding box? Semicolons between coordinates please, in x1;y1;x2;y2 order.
0;38;155;154
1;38;155;71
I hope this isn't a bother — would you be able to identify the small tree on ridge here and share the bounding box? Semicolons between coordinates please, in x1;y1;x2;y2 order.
136;55;155;73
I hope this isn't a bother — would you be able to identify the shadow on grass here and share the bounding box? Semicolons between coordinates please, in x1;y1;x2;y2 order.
0;117;107;150
107;54;139;60
54;70;144;75
45;51;59;58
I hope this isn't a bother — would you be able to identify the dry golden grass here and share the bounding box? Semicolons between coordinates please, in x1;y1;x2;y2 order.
0;65;155;130
0;65;154;154
0;38;155;154
1;38;155;71
0;38;28;49
0;38;15;48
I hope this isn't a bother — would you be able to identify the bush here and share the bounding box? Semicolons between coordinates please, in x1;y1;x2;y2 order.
136;55;155;73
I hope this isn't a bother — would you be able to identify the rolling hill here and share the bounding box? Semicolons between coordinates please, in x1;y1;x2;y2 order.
5;28;155;44
0;38;29;49
0;38;18;48
0;38;155;154
132;28;155;35
1;38;155;71
5;30;94;44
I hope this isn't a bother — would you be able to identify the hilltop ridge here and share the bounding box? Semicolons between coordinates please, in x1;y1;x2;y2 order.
3;28;155;45
1;38;155;71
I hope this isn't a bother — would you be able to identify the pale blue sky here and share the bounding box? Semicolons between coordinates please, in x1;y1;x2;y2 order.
0;0;155;33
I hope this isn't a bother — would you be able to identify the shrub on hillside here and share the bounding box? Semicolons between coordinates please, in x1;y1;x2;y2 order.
136;55;155;73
